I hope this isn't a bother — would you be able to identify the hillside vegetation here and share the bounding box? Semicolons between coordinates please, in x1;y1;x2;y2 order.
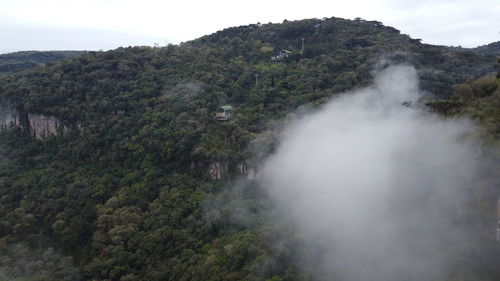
0;51;84;77
472;41;500;56
0;17;498;281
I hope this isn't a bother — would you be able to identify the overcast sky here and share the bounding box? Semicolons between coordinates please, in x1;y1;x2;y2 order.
1;0;499;54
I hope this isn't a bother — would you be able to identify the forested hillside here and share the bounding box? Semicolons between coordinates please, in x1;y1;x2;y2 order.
0;51;84;77
472;41;500;56
0;17;498;281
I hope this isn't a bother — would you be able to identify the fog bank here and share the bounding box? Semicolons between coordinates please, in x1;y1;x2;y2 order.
259;65;478;281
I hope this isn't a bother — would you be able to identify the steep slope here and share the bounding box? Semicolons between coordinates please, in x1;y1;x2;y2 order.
0;17;498;281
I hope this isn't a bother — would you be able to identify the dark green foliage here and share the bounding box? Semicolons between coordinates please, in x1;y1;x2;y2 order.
472;41;500;56
427;75;500;138
0;51;84;76
0;243;82;281
0;17;498;281
193;18;495;98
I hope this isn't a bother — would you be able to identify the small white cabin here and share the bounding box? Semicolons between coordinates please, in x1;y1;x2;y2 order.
271;50;292;62
215;105;234;121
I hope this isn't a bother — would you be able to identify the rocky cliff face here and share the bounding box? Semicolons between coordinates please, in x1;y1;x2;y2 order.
208;160;256;180
208;161;228;180
238;162;256;180
0;105;20;129
0;104;82;139
28;113;62;140
27;114;84;140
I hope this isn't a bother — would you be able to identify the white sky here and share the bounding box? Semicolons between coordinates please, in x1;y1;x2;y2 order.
1;0;499;53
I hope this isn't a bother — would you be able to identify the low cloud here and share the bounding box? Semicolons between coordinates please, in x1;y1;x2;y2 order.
259;65;480;281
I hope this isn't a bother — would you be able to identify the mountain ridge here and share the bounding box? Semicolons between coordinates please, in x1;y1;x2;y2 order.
0;50;85;77
0;16;498;281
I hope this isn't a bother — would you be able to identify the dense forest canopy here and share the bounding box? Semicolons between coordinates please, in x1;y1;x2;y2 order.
0;17;498;281
470;41;500;56
0;51;84;77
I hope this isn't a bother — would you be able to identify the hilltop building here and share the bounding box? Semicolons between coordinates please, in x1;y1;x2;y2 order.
215;105;234;121
271;50;292;62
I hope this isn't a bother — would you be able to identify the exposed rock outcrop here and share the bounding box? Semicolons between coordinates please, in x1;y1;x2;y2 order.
209;161;227;180
238;162;256;180
27;114;84;140
0;105;20;129
207;160;256;180
0;103;82;139
28;113;62;140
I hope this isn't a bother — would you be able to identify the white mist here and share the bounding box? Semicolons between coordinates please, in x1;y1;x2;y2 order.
260;65;477;281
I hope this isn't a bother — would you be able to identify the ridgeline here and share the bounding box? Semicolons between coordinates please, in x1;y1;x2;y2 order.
0;51;84;77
